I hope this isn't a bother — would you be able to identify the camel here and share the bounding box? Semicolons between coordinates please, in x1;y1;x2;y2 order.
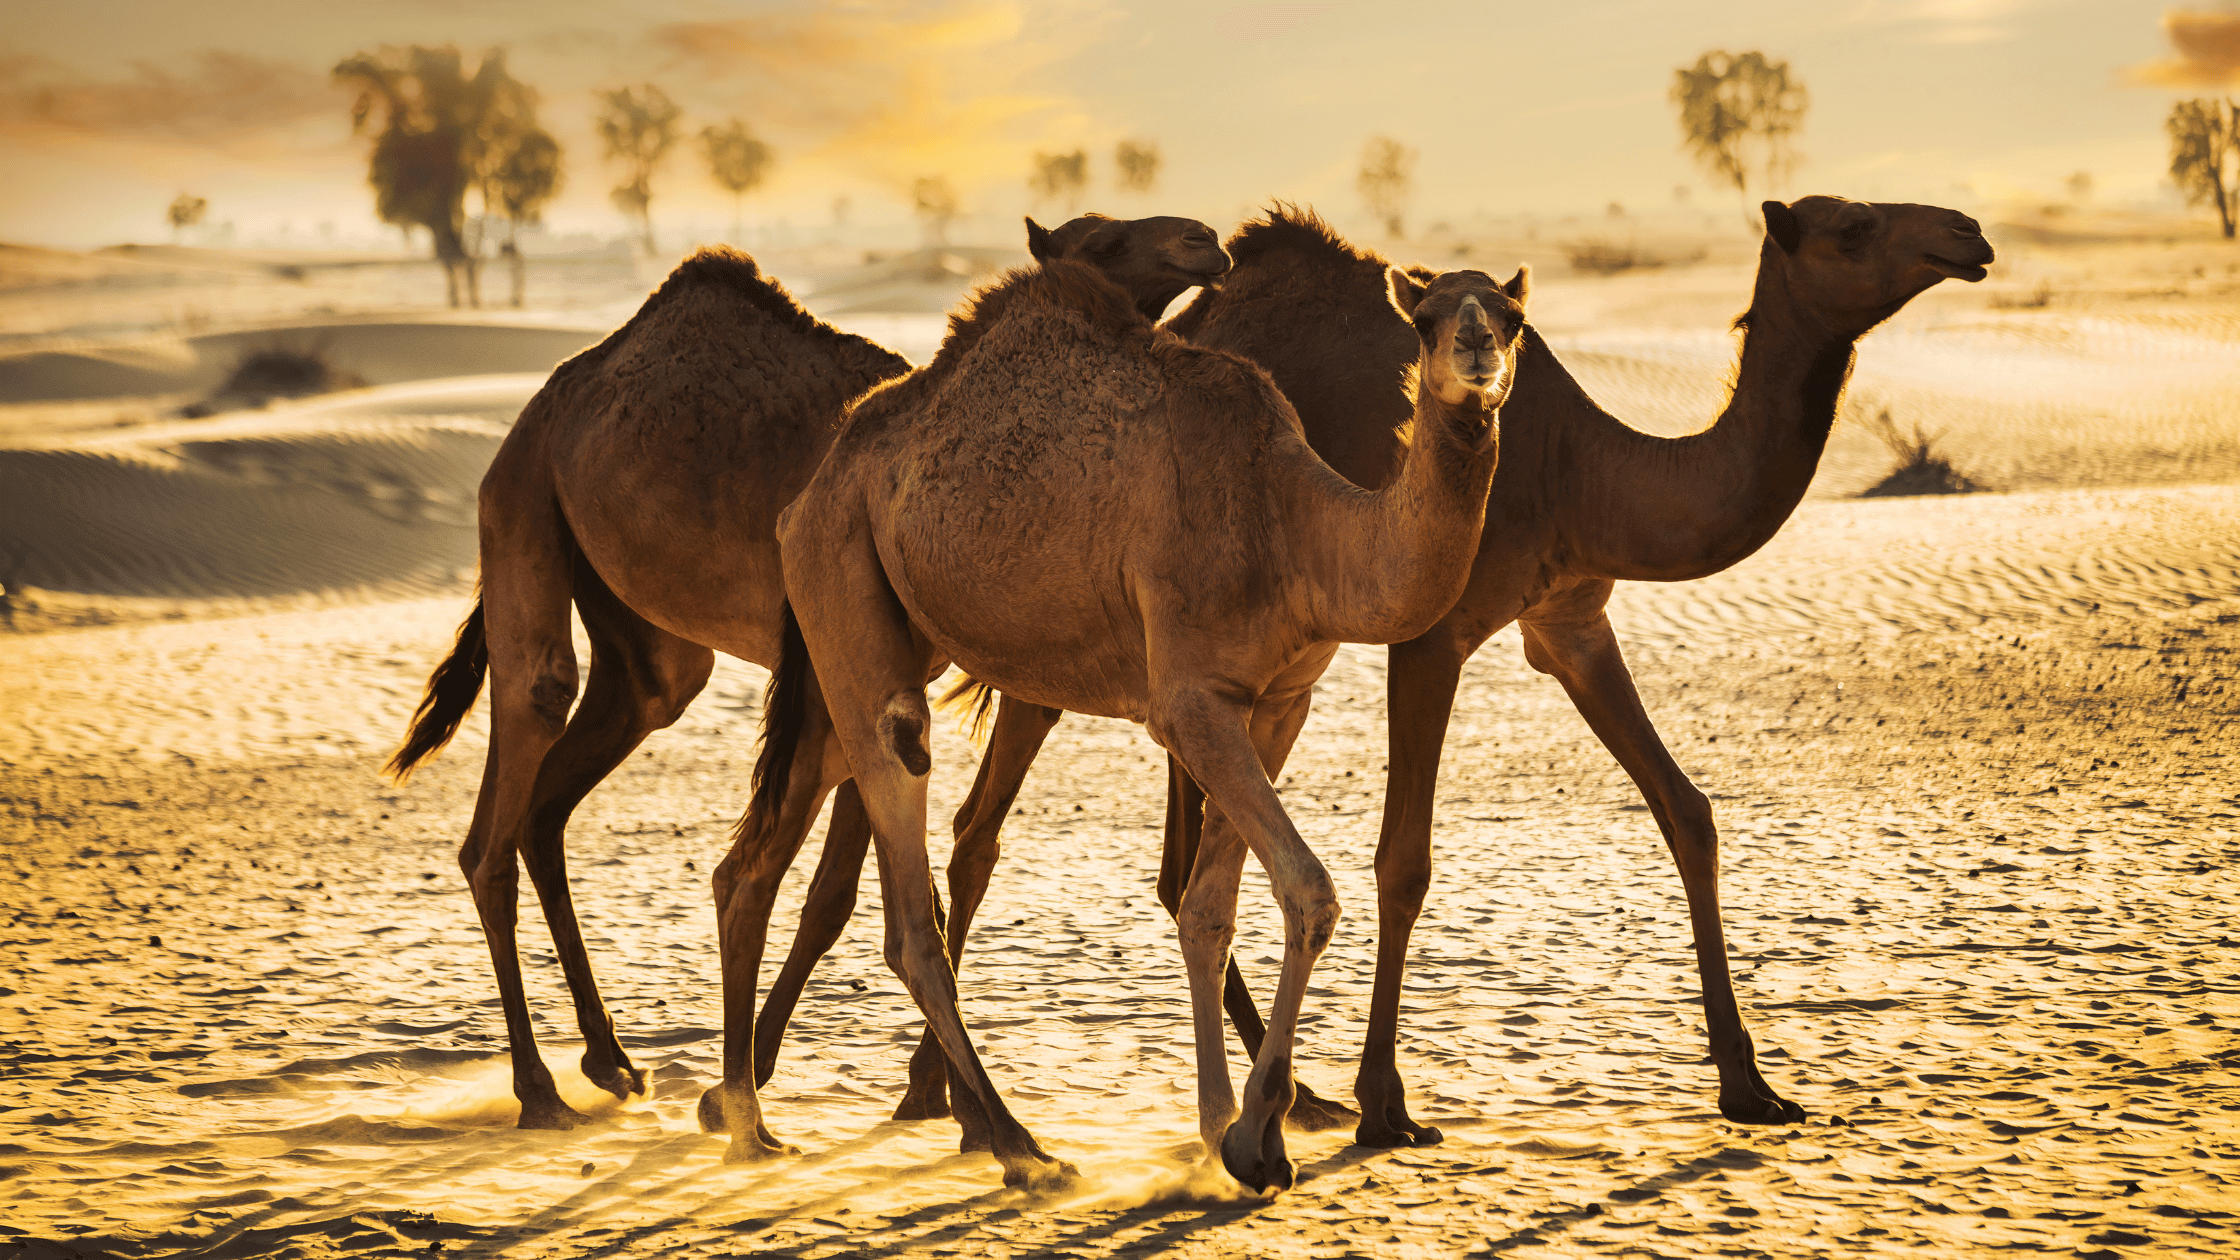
756;196;1994;1147
383;214;1231;1132
708;255;1527;1192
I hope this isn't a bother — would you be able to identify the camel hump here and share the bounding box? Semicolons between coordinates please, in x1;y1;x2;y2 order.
1226;202;1385;269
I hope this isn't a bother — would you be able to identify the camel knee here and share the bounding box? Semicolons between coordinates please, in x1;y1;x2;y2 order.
1660;783;1716;850
1286;874;1341;955
525;666;578;735
1175;902;1235;961
1374;854;1431;911
878;692;932;777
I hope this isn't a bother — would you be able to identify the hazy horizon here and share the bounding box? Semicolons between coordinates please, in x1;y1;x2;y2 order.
3;0;2236;251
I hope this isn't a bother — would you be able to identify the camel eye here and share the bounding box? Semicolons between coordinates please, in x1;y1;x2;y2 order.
1839;217;1878;247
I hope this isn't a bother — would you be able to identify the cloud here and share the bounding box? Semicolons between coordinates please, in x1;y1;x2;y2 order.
0;49;338;142
2124;8;2240;88
1849;0;2040;45
645;0;1109;194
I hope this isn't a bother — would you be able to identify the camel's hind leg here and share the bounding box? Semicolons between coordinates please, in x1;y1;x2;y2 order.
1520;613;1803;1125
461;480;588;1129
514;560;713;1102
894;694;1063;1142
785;537;1075;1191
1152;680;1339;1194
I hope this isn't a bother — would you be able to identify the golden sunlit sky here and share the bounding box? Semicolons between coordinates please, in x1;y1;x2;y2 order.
4;0;2236;250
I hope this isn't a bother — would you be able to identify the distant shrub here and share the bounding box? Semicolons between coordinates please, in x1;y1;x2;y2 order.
182;344;366;417
1858;408;1984;497
1990;280;2054;310
1562;237;1656;275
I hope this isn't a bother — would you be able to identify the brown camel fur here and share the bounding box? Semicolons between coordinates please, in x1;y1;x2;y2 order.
759;196;1993;1147
384;216;1231;1132
712;256;1525;1192
751;207;1420;1135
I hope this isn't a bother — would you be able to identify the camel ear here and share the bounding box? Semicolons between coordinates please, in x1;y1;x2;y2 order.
1763;201;1803;253
1387;266;1427;317
1025;217;1054;263
1503;265;1530;307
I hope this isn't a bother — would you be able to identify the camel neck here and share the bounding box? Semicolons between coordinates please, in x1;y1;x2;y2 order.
1294;386;1499;645
1552;243;1859;582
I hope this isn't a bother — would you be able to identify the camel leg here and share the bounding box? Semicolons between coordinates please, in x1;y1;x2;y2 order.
894;695;1064;1143
700;698;847;1163
514;564;712;1102
1154;687;1340;1194
789;549;1076;1191
1520;614;1804;1125
1354;632;1472;1148
751;780;871;1089
461;487;587;1130
1156;707;1359;1132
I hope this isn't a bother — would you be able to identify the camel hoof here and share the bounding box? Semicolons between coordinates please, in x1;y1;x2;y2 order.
1355;1107;1443;1149
587;1061;649;1102
1219;1120;1294;1195
891;1089;952;1123
1002;1156;1081;1194
518;1098;594;1131
1720;1092;1807;1126
722;1133;801;1164
1284;1083;1361;1133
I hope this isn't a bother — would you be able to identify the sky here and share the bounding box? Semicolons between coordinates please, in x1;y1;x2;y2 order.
1;0;2234;250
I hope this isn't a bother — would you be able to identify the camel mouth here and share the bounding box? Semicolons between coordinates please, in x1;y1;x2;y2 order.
1925;254;1989;283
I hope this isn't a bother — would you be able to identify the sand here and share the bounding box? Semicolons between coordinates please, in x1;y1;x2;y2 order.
1;222;2236;1259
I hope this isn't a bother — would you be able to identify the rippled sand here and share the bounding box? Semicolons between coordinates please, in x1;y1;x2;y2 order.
3;232;2237;1258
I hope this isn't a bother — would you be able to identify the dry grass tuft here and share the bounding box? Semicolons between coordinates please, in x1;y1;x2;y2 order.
1858;408;1986;497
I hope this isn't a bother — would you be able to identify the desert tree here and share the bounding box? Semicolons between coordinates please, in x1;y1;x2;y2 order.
1114;139;1160;194
1028;149;1088;214
166;193;207;243
2168;97;2239;238
335;45;544;307
1671;50;1808;231
1357;135;1415;239
2065;170;2094;204
700;118;772;244
486;129;563;307
912;175;958;247
596;84;682;255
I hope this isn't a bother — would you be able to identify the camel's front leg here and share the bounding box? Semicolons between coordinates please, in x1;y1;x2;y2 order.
896;695;1065;1141
753;781;872;1089
1157;693;1358;1132
1354;631;1472;1148
1154;689;1340;1194
1520;613;1804;1125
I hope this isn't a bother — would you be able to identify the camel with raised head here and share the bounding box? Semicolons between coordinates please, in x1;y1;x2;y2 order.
749;207;1412;1135
710;256;1525;1192
757;196;1993;1147
384;215;1230;1132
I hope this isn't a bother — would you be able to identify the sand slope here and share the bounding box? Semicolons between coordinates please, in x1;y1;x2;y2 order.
0;321;604;404
2;481;2234;1259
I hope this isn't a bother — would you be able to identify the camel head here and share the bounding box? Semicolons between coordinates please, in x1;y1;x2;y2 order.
1760;196;1995;334
1024;213;1231;319
1389;266;1530;416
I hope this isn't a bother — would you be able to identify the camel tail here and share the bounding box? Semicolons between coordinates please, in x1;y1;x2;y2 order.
934;674;997;746
385;597;488;783
740;600;814;844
